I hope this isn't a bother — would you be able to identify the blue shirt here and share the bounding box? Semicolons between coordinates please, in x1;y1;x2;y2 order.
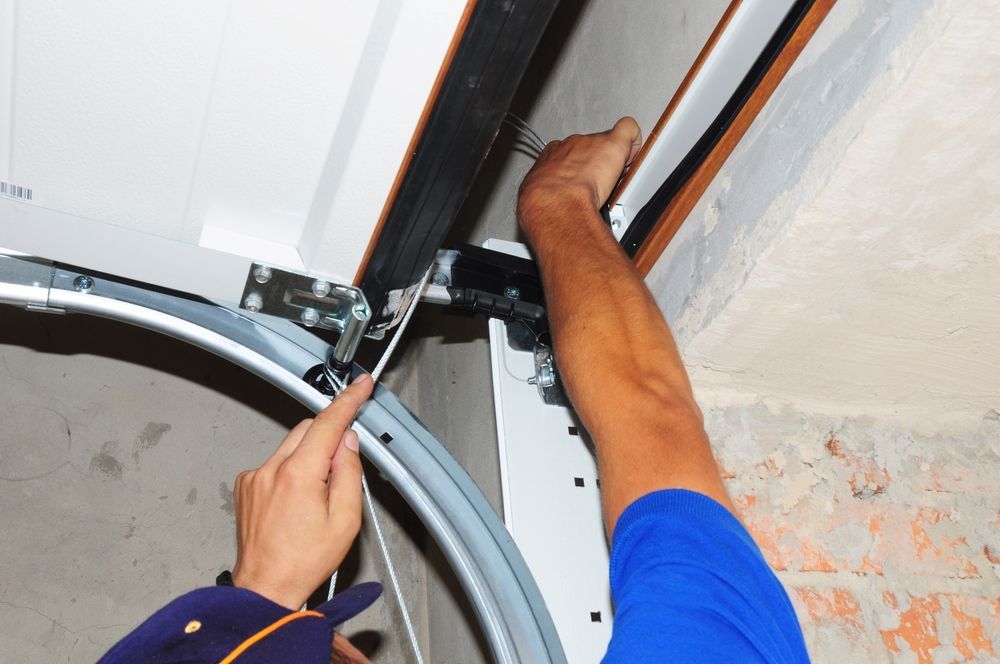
604;490;810;663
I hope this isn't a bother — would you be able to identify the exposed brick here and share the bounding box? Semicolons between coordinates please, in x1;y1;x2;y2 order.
825;433;890;500
909;507;980;578
710;408;998;663
796;587;863;638
949;598;995;660
880;594;942;664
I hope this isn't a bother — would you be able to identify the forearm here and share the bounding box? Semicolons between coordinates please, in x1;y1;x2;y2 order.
519;194;733;532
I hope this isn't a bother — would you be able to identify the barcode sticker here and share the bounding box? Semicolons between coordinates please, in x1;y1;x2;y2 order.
0;181;33;201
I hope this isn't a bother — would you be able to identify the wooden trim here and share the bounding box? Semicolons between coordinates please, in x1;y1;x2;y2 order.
632;0;836;276
352;0;478;286
609;0;743;205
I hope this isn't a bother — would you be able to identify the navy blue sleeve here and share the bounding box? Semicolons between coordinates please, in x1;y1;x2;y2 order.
603;489;810;663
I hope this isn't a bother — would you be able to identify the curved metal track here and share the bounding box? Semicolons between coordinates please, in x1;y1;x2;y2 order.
0;255;566;664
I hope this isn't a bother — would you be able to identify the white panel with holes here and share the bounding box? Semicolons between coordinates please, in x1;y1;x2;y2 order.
485;238;612;663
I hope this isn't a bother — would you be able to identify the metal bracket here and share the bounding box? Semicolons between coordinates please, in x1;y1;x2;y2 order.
422;245;548;336
528;344;568;406
239;264;371;385
606;203;631;242
0;255;66;313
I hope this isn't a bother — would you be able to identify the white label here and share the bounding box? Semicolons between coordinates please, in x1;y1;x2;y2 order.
0;181;33;202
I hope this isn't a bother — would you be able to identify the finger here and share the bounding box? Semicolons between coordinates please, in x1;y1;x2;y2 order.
287;374;374;480
260;418;313;473
233;470;254;509
327;429;363;532
610;117;642;165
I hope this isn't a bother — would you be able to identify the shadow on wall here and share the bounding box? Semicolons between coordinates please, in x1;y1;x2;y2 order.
0;306;308;429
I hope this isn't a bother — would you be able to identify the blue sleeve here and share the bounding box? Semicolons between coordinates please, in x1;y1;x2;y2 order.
603;490;810;663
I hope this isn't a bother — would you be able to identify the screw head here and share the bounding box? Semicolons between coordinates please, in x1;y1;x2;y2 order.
352;303;369;320
611;218;622;230
253;266;272;284
73;275;94;293
431;272;449;286
311;280;331;298
504;286;521;300
300;308;321;327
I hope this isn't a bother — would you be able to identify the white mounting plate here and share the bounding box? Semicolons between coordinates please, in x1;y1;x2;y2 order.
0;0;468;303
614;0;798;236
486;238;612;663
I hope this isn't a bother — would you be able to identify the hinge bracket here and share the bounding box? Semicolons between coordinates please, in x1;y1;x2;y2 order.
239;264;370;387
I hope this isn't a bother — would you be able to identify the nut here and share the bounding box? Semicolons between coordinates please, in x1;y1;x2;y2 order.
253;266;272;284
311;280;331;298
244;293;264;313
300;308;321;327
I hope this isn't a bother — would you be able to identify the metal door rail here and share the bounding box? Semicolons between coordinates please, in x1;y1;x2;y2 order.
0;254;565;664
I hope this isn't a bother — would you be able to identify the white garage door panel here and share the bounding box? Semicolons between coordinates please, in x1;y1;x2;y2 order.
0;0;468;303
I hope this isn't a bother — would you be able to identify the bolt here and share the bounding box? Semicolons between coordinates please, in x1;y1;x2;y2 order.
504;286;521;300
73;275;94;293
431;272;449;286
253;266;272;284
244;293;264;313
311;280;331;298
537;364;555;388
300;308;321;327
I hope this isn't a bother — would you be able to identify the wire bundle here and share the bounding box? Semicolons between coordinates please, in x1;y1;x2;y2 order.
503;112;547;155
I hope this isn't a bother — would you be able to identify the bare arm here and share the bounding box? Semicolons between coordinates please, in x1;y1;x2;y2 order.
517;118;733;535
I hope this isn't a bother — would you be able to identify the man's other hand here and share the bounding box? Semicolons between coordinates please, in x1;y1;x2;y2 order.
231;374;374;610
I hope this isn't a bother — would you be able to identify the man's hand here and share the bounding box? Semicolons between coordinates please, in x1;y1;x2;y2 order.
517;117;641;239
231;374;374;610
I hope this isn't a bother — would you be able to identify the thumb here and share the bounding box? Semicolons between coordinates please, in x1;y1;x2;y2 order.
611;116;642;165
327;429;363;529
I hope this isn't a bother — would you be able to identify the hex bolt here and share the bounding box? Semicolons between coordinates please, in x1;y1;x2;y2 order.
73;275;94;293
504;286;521;300
311;280;331;298
431;272;449;286
253;266;272;284
244;293;264;313
300;308;321;327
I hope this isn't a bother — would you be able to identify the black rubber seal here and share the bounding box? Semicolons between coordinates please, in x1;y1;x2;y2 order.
360;0;560;329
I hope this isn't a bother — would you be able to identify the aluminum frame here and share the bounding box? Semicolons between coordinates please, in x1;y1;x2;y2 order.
0;254;566;664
